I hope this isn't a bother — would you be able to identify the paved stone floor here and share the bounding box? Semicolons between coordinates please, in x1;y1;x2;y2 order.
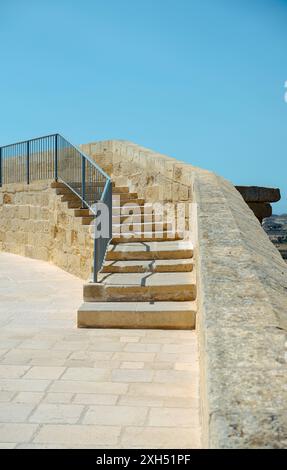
0;252;201;449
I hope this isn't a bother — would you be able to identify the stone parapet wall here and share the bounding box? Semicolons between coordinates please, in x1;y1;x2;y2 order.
80;140;193;204
0;181;93;280
192;168;287;448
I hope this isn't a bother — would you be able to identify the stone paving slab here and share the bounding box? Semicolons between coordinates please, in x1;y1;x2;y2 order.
0;252;201;448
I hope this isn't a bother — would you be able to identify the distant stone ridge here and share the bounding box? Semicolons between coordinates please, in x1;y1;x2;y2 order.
263;214;287;261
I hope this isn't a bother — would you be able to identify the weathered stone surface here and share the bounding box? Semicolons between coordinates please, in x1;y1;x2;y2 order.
193;169;287;448
247;202;272;223
209;412;287;449
80;140;193;205
0;252;201;449
236;186;281;203
78;301;196;329
0;181;93;279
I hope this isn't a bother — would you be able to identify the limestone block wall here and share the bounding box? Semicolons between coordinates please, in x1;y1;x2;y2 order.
192;168;287;448
80;140;193;204
0;181;93;280
80;140;196;236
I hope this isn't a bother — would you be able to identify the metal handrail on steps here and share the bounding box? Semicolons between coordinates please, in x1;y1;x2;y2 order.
0;133;112;282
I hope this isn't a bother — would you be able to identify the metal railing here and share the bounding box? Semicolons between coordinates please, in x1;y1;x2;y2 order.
0;133;112;282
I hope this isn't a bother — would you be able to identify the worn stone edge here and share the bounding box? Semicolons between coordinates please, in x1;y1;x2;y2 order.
192;168;287;449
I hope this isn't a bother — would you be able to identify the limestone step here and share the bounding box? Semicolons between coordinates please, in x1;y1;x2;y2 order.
112;231;183;243
51;181;67;189
106;241;193;261
55;181;116;188
102;259;193;273
79;181;115;188
112;194;139;201
113;205;153;215
67;200;83;209
81;190;138;200
74;208;91;217
56;187;71;195
112;222;172;232
63;195;145;206
61;194;81;202
52;181;116;189
76;212;167;223
81;220;174;229
63;193;142;207
77;301;196;329
112;187;130;194
112;198;145;206
113;214;166;223
83;272;196;302
82;216;96;225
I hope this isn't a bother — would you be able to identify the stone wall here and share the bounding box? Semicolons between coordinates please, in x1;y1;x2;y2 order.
80;140;193;204
0;181;93;280
80;140;195;236
192;168;287;448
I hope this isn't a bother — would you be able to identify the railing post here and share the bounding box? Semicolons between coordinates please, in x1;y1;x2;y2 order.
54;134;58;182
27;141;30;184
108;180;112;240
81;156;86;209
0;147;2;187
93;236;98;284
93;180;112;284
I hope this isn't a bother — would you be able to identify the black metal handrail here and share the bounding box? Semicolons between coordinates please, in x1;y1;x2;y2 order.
0;133;112;282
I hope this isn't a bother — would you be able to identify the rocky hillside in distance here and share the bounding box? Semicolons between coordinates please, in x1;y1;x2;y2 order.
263;214;287;261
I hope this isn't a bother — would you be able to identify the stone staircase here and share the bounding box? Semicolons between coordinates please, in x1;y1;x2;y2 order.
52;181;196;329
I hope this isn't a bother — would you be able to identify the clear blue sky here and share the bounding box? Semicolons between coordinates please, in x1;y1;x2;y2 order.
1;0;287;213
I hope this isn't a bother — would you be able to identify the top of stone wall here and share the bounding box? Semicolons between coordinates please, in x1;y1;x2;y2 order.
80;140;196;203
193;168;287;448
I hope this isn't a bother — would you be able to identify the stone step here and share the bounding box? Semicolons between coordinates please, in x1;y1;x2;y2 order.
113;198;145;206
77;212;167;223
113;214;166;223
112;231;183;243
67;200;83;209
51;181;67;189
58;181;115;188
74;208;91;217
106;241;193;261
102;259;194;273
82;220;174;229
62;192;139;203
112;193;139;200
112;187;130;194
81;190;138;200
77;301;196;329
82;216;96;225
113;222;172;232
79;181;115;188
113;205;152;215
84;272;196;302
52;181;116;189
55;187;70;195
61;194;81;202
64;196;145;206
